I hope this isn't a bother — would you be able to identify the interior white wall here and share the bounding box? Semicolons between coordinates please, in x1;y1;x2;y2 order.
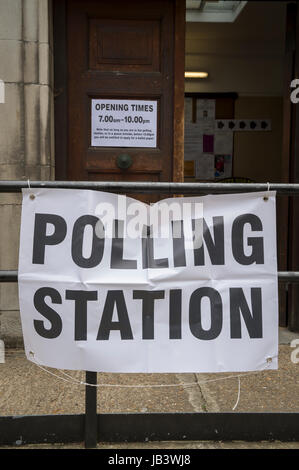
185;1;286;96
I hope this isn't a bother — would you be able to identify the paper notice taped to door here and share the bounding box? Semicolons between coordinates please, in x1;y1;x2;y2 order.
91;99;157;148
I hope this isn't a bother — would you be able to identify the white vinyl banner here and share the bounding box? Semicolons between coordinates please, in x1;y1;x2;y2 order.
18;189;278;373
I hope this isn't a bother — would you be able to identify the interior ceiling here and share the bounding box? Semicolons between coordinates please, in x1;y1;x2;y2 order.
186;1;286;47
185;1;286;96
186;1;248;22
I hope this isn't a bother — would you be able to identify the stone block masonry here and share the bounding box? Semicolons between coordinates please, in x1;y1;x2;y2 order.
0;0;55;346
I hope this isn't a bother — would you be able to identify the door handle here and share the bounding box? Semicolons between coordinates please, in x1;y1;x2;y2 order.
117;154;133;170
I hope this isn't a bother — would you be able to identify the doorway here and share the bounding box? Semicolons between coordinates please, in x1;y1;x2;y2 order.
53;0;185;184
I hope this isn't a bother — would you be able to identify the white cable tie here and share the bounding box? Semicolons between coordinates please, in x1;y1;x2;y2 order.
232;376;241;411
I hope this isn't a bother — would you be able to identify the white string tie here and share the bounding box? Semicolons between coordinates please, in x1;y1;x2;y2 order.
28;351;274;403
232;376;241;411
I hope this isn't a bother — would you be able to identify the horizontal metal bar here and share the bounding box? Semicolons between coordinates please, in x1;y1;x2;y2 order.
0;412;299;445
277;271;299;282
1;271;299;283
1;180;299;194
0;271;18;282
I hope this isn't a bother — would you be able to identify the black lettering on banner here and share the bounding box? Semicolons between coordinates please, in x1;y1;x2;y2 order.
232;214;264;265
230;287;263;338
33;287;62;339
111;220;137;269
193;217;225;266
71;215;105;268
172;220;186;267
65;290;98;340
189;287;223;340
169;289;182;339
141;225;169;269
133;290;165;339
32;214;67;264
97;291;133;340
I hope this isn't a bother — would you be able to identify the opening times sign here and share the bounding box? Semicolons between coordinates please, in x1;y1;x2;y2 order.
91;99;158;148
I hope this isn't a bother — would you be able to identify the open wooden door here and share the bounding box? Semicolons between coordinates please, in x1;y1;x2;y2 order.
54;0;185;186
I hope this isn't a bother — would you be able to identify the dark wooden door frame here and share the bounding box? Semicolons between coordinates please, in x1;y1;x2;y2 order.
53;0;68;181
53;0;185;183
281;2;299;331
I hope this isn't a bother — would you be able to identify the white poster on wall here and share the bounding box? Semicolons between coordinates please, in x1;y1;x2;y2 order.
185;97;193;122
196;99;215;120
214;131;234;155
91;99;157;148
18;189;278;373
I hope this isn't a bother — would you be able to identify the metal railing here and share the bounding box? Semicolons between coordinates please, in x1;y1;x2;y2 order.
1;180;299;194
0;180;299;447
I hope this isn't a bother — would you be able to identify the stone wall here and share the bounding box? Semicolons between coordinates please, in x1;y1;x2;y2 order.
0;0;54;346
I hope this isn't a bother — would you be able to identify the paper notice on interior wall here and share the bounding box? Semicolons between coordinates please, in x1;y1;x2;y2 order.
196;100;215;135
184;160;195;177
184;123;203;160
195;154;215;180
184;97;193;123
195;154;233;180
214;132;234;155
200;120;215;134
196;99;215;120
203;134;214;153
214;154;233;179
